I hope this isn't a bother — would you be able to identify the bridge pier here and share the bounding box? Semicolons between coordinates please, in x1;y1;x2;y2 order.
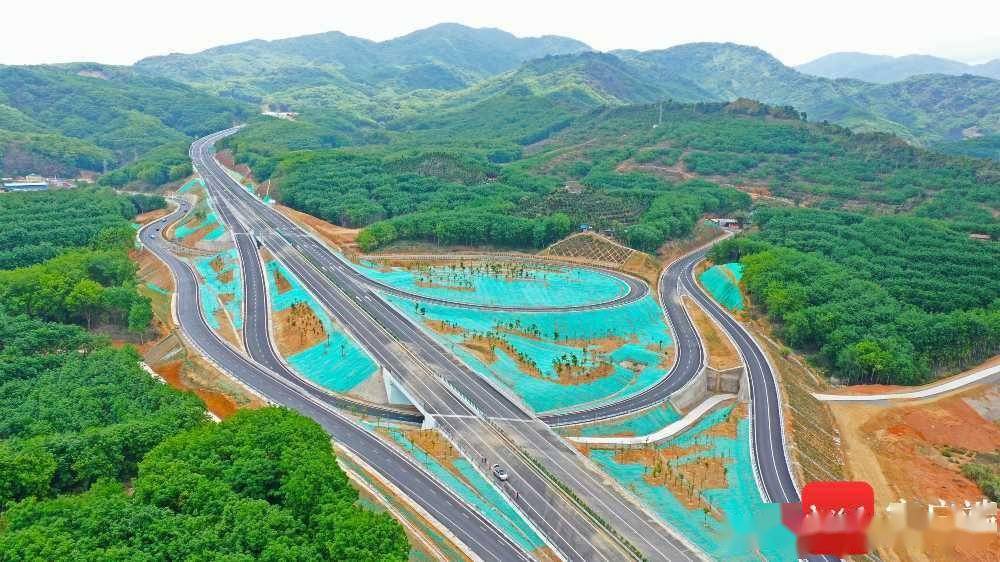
383;369;436;429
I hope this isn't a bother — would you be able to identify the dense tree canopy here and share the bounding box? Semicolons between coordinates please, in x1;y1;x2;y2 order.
746;208;999;313
0;189;145;270
99;141;193;188
711;209;1000;385
0;248;151;331
0;313;206;504
0;314;409;560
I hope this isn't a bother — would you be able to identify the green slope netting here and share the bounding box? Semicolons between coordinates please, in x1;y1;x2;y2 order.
383;427;544;551
576;403;681;438
699;263;744;311
386;293;673;413
588;406;796;560
176;177;204;194
193;248;243;331
347;259;629;308
145;281;170;295
265;260;377;393
174;178;225;241
174;210;224;241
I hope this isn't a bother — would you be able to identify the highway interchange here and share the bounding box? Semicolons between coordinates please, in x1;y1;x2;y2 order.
143;128;805;561
139;202;531;562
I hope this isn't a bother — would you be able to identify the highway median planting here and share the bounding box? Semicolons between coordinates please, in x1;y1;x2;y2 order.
275;301;328;356
683;295;741;370
193;248;244;346
265;259;379;395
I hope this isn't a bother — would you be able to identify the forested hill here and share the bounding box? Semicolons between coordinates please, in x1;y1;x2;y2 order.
710;208;1000;387
134;23;590;103
219;99;998;257
0;64;248;177
612;44;1000;144
129;25;1000;145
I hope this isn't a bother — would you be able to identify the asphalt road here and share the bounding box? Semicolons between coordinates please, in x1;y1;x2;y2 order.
138;203;533;562
539;247;709;425
192;129;706;561
678;260;801;505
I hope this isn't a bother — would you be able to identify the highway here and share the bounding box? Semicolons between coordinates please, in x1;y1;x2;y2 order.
138;202;534;562
678;253;800;505
540;237;801;505
192;129;706;561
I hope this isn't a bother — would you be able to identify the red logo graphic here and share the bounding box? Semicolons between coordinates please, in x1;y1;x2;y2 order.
781;481;875;556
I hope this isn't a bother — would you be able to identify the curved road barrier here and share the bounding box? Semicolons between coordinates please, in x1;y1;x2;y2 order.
568;393;736;446
813;364;1000;402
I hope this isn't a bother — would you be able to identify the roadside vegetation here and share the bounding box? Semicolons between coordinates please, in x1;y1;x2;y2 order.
0;317;407;559
710;208;999;385
0;190;409;559
219;99;996;256
962;462;1000;502
0;188;158;269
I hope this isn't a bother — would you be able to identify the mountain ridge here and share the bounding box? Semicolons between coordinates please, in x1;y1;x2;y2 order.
135;23;592;97
796;51;1000;82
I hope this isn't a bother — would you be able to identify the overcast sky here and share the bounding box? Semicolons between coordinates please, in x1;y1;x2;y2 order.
3;0;998;66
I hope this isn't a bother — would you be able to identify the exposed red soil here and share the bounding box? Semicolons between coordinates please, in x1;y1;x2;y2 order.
151;360;243;420
273;267;293;294
684;295;741;370
131;248;174;292
216;149;255;184
134;208;170;225
424;319;465;336
274;302;326;356
275;203;361;253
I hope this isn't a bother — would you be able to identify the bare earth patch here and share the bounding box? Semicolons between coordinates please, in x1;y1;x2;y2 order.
134;208;170;225
275;203;362;253
132;249;174;294
614;443;728;518
424;319;466;336
213;308;242;350
683;295;741;370
273;267;293;294
403;429;460;464
831;387;1000;562
648;343;676;369
274;302;327;356
704;403;746;439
